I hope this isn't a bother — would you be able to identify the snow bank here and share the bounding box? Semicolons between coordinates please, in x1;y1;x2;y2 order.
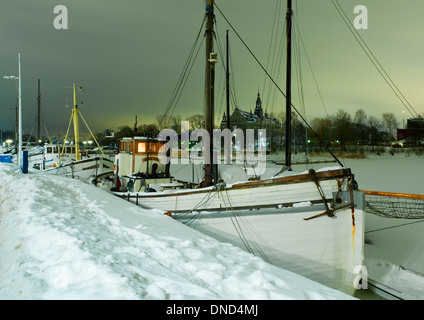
0;163;354;300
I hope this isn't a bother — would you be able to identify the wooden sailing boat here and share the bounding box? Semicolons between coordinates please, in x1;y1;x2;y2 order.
113;0;364;295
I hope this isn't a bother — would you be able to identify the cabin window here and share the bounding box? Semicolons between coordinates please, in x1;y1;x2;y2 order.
66;147;72;154
149;143;159;153
119;141;132;153
47;147;53;154
137;142;146;153
119;141;131;153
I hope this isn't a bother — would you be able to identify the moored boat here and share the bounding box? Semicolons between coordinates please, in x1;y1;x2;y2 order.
29;84;115;185
110;0;365;295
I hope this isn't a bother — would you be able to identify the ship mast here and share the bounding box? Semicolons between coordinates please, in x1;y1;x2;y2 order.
225;29;232;166
72;83;81;161
285;0;293;169
60;84;105;165
226;30;230;131
204;0;218;186
37;79;41;142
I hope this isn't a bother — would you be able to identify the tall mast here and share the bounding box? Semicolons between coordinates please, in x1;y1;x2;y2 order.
204;0;217;186
224;29;232;166
37;79;41;142
285;0;293;169
72;83;80;161
226;30;230;130
18;53;23;168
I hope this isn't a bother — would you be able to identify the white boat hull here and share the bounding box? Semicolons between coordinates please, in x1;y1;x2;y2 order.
178;200;364;295
113;168;365;294
114;168;351;212
44;157;114;183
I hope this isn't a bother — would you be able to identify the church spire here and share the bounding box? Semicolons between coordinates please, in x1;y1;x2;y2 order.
255;90;264;119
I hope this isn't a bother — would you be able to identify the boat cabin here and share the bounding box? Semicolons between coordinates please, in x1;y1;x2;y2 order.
30;143;88;170
114;136;173;192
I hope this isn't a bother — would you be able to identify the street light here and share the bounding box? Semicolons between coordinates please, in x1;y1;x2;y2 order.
3;53;23;168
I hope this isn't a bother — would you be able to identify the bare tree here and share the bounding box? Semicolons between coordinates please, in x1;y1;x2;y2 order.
310;117;331;151
187;114;205;131
382;112;399;141
354;108;368;153
332;109;353;151
115;125;134;139
137;123;160;137
368;115;382;151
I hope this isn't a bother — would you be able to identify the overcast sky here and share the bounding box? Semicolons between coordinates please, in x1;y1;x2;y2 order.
0;0;423;138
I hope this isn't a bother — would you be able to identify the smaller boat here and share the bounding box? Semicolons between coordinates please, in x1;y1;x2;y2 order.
29;84;115;185
43;155;114;185
28;142;113;183
30;143;82;170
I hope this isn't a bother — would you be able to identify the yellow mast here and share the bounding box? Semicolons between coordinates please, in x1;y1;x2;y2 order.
72;83;80;161
59;83;105;165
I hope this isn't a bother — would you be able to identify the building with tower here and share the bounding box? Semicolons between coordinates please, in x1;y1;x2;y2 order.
220;91;280;129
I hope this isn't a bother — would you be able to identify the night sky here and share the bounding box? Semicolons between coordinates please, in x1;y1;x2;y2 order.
0;0;423;138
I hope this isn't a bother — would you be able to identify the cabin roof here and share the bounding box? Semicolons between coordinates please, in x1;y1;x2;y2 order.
121;136;162;142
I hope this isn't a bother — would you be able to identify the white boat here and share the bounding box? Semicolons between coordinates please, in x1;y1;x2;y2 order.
29;84;115;185
112;0;365;295
42;155;114;184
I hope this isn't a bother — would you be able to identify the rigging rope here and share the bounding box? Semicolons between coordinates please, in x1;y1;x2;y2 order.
212;18;240;125
59;111;74;164
174;183;273;262
221;189;275;262
158;16;206;129
219;190;255;254
78;112;105;157
214;2;344;167
331;0;419;118
262;0;285;117
366;219;424;234
177;188;219;226
293;16;329;118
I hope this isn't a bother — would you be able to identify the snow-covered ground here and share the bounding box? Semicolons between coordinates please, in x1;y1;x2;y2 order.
1;150;423;300
0;162;354;300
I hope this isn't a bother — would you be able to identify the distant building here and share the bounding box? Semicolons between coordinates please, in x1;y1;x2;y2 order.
396;118;424;146
220;91;280;129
